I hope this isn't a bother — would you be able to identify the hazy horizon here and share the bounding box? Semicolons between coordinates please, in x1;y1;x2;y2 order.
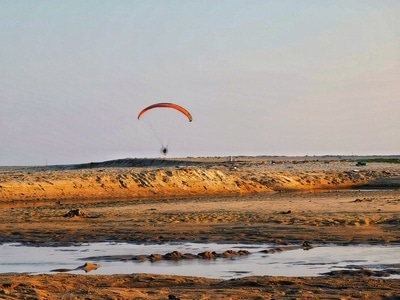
1;1;399;166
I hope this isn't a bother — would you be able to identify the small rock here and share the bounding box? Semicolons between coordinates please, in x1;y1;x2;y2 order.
163;251;184;260
197;251;217;259
63;209;89;218
302;241;313;250
81;262;100;273
149;254;162;262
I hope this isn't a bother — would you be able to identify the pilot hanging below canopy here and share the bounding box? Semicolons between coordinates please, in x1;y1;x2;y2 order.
137;103;193;156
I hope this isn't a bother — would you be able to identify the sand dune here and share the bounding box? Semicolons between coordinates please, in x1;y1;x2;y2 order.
1;156;399;204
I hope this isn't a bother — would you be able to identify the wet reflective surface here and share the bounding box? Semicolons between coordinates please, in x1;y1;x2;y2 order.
1;242;399;279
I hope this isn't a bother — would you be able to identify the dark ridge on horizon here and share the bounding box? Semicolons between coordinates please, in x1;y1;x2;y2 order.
1;155;399;170
47;155;400;171
51;158;206;170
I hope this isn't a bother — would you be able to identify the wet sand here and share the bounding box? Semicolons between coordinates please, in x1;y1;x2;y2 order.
1;156;400;299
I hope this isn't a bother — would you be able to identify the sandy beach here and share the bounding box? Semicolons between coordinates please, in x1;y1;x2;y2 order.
1;156;400;299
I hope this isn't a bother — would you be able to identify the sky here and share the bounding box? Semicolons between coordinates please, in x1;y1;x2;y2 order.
1;1;399;166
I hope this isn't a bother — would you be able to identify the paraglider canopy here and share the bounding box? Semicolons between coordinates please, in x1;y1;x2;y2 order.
137;103;193;122
137;103;192;156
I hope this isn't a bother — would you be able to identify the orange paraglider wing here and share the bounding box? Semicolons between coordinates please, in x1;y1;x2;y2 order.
137;103;193;122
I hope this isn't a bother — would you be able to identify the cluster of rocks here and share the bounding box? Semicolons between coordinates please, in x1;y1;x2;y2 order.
260;242;313;253
63;208;89;218
85;243;314;263
323;268;400;277
133;249;251;262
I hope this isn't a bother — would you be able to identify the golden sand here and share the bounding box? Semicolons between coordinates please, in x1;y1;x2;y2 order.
1;156;399;299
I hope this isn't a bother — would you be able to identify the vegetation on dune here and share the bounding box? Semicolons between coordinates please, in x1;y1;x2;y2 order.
360;158;400;164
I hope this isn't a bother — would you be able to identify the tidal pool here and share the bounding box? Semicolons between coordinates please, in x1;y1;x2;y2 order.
1;242;399;279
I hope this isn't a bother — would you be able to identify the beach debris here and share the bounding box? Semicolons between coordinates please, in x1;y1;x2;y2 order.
229;165;238;171
168;295;180;300
356;161;367;166
63;208;89;218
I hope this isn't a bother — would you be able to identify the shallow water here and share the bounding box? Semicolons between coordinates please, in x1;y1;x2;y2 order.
1;242;399;279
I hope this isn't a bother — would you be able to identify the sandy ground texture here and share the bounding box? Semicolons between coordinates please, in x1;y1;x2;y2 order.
1;156;400;299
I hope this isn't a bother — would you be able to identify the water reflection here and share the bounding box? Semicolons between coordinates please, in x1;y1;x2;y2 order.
1;242;399;279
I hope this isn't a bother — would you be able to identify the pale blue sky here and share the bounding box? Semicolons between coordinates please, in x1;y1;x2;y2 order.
1;1;399;165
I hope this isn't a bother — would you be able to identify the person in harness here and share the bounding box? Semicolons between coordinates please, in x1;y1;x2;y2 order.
161;146;168;155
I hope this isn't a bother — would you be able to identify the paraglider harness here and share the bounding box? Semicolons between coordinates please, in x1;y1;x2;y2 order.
161;146;168;155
